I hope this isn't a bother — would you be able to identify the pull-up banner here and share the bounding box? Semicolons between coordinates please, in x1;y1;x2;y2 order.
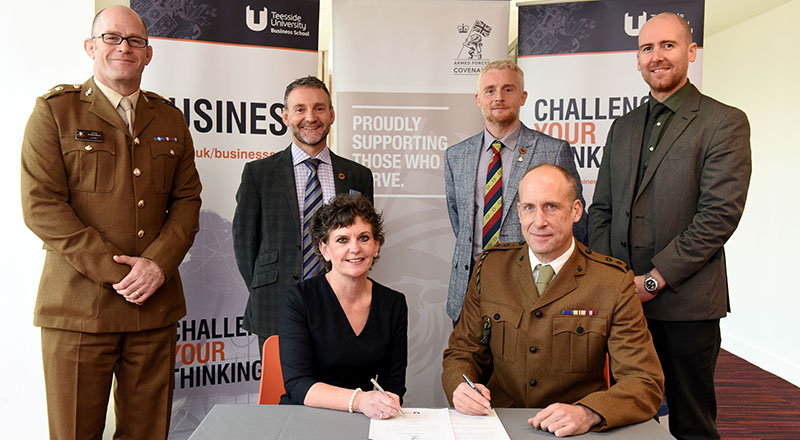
131;1;319;438
518;0;704;205
332;0;510;407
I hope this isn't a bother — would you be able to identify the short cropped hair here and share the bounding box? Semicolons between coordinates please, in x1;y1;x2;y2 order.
655;12;694;44
91;7;149;37
283;76;332;108
477;59;525;90
310;194;384;270
524;163;578;202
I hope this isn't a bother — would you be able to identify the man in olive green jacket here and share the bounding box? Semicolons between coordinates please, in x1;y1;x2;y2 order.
20;6;201;439
443;164;663;437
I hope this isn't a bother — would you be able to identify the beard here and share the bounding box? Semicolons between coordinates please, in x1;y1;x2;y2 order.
484;109;519;127
291;122;330;148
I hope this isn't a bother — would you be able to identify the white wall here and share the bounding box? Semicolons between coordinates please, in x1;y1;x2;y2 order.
0;1;93;436
703;0;800;385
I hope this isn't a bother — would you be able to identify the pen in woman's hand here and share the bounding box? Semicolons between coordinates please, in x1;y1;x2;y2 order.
370;377;405;417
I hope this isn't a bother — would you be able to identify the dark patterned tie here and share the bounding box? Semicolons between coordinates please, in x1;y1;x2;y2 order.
302;159;323;279
483;140;503;250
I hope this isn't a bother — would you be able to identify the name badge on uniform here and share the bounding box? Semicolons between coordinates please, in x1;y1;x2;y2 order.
75;130;104;142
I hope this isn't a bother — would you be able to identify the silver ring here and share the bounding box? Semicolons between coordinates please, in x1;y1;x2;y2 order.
380;412;384;418
134;290;140;298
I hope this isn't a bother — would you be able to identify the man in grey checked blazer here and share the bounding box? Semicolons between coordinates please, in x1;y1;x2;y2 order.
444;60;587;322
233;77;373;350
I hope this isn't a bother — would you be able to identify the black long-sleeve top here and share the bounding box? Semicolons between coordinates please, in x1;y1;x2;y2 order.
278;274;408;405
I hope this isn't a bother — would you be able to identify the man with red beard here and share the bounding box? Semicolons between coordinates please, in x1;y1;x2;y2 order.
233;76;373;351
444;60;587;324
589;13;752;440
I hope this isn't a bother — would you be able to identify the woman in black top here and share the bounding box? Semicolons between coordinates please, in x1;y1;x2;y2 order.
279;194;407;419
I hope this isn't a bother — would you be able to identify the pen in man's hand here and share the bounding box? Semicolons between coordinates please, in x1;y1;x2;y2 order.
462;374;492;410
370;378;405;417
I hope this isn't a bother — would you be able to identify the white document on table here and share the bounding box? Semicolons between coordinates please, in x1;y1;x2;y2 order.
368;408;511;440
368;408;455;440
450;409;511;440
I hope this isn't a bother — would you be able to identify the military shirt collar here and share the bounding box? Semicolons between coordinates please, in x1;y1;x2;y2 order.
94;77;140;111
528;237;575;278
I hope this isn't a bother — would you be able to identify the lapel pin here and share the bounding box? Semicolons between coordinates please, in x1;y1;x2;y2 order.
338;173;345;180
85;88;93;96
519;147;527;154
517;156;524;162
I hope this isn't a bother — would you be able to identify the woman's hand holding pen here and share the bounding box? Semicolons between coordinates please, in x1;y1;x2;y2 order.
453;382;492;416
354;390;402;419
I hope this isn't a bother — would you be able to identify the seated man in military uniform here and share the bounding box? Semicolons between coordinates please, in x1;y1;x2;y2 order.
442;164;664;437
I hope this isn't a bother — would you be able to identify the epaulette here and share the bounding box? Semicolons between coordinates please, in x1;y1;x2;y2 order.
475;241;525;295
42;83;83;100
582;246;629;272
142;90;174;106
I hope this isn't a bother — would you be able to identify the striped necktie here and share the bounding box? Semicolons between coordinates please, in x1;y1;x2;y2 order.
482;140;503;250
302;158;324;279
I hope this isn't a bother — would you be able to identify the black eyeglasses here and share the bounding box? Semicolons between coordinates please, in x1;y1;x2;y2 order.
92;33;148;48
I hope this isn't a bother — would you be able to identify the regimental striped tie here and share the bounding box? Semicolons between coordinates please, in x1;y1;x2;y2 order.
302;158;324;279
482;140;503;250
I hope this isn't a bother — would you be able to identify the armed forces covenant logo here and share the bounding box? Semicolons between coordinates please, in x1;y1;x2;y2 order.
452;19;492;75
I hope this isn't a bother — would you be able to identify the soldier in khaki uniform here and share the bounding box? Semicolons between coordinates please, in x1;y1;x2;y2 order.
442;164;663;437
20;6;201;439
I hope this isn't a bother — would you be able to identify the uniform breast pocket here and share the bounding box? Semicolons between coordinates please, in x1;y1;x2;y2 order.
61;140;116;193
552;315;608;373
150;142;183;194
481;301;523;364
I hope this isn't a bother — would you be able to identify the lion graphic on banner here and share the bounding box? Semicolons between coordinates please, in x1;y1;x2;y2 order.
458;20;492;60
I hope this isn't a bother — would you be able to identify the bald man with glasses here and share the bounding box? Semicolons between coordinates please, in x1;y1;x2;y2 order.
21;6;201;439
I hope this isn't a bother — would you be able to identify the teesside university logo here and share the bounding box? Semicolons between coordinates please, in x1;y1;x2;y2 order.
245;5;311;37
624;11;693;37
246;6;268;32
453;19;492;75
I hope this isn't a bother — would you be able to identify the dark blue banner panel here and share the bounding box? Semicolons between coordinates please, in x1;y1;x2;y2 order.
519;0;704;56
132;0;319;50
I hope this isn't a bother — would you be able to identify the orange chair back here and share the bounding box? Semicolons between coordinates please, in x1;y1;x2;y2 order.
258;335;285;404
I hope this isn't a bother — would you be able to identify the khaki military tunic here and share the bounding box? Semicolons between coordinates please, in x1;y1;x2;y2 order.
442;241;664;430
21;77;202;333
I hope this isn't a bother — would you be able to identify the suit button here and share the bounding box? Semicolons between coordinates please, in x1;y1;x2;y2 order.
137;229;145;238
133;168;141;177
621;241;627;248
576;326;584;334
293;275;299;280
84;145;93;151
464;265;469;270
493;313;500;320
534;310;542;318
137;200;145;208
625;211;630;217
529;379;537;386
529;346;536;353
133;137;140;146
